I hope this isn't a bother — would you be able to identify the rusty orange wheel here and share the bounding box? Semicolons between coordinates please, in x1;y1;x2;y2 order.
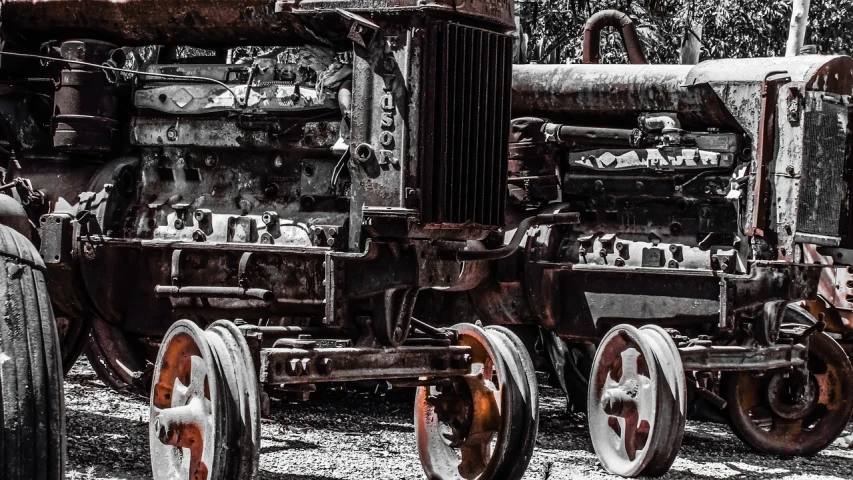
587;324;686;477
726;320;853;455
415;323;536;480
149;320;259;480
485;326;539;480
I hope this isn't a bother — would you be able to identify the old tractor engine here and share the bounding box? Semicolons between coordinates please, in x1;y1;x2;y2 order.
460;10;853;478
0;1;546;479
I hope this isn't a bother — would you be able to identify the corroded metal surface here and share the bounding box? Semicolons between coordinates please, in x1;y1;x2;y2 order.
725;318;853;455
582;10;648;65
1;0;318;46
414;324;538;480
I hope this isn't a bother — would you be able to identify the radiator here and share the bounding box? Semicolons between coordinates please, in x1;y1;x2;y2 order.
420;21;512;227
797;94;850;239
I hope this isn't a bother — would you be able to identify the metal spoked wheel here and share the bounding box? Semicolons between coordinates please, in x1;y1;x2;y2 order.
485;326;539;479
415;323;539;480
149;320;260;480
726;322;853;455
588;324;687;478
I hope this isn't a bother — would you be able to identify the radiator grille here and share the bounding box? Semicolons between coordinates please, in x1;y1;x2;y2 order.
798;98;849;237
420;22;512;227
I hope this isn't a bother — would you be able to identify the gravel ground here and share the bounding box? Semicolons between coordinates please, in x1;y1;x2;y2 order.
64;357;853;480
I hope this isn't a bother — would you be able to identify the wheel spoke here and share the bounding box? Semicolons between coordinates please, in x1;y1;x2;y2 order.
589;325;686;477
459;443;490;479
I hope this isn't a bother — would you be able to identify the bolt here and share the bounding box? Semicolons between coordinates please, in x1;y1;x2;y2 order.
615;242;625;251
174;218;184;229
192;229;206;242
261;211;278;225
594;180;604;192
273;155;285;169
393;326;404;343
317;358;333;375
204;154;217;167
599;248;607;257
615;257;625;267
355;143;374;163
260;233;274;244
286;358;303;376
166;127;178;141
667;260;679;268
669;244;678;253
786;165;795;176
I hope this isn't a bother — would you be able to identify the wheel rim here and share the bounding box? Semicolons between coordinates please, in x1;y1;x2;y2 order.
638;325;687;476
207;320;261;479
587;325;685;477
484;326;539;480
415;323;509;480
150;321;225;480
726;328;853;455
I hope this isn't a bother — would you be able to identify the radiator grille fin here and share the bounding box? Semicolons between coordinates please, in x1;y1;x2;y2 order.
422;22;511;227
798;99;849;237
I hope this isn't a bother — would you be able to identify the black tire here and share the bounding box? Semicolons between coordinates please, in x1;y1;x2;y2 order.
0;224;65;480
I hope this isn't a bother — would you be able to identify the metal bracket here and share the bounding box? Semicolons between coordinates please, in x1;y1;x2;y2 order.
38;213;74;264
816;246;853;266
336;9;380;49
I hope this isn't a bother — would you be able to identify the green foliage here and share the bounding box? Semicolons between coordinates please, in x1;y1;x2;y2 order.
518;0;853;64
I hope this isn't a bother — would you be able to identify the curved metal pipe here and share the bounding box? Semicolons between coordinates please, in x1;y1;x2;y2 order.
445;212;580;262
583;10;648;65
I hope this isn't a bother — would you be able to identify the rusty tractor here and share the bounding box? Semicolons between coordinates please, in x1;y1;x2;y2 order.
453;9;853;476
0;0;551;479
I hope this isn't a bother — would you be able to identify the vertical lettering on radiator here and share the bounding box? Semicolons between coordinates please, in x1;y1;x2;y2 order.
378;36;398;166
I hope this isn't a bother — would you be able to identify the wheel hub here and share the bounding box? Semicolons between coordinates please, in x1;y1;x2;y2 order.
765;370;817;420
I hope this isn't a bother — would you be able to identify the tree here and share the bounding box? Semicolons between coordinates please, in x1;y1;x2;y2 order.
517;0;853;64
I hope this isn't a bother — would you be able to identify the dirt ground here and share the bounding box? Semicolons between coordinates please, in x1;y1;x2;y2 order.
64;357;853;480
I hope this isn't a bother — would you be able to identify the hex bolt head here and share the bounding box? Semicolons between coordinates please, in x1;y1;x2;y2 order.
204;154;217;167
669;244;678;253
668;260;679;268
192;229;206;242
166;127;178;141
615;257;625;267
287;358;303;376
317;358;333;375
355;143;374;163
598;248;607;257
174;218;184;230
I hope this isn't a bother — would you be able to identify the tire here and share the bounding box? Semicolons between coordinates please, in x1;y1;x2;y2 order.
0;224;65;480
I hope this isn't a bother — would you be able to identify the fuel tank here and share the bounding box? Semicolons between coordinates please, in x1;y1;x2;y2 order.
512;55;853;131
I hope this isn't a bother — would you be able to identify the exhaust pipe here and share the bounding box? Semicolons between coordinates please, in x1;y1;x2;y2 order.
582;10;648;65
